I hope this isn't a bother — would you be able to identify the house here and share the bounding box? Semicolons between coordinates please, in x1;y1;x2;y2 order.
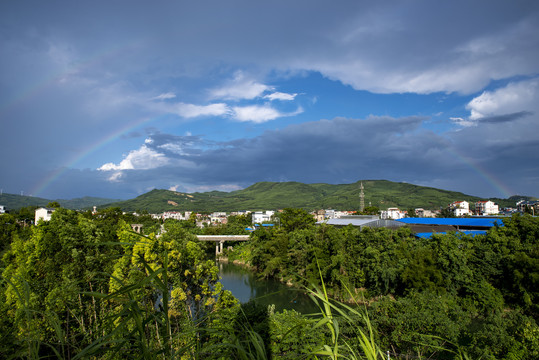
210;212;228;224
252;211;275;224
35;207;56;223
380;207;405;220
312;210;326;222
414;208;435;218
516;200;539;215
449;201;471;217
475;200;499;215
0;205;5;214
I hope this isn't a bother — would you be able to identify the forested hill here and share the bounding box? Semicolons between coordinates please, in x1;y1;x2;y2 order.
0;193;121;211
102;180;525;213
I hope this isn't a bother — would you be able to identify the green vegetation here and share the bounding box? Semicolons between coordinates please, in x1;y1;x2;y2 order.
1;207;537;359
0;193;121;211
3;180;532;213
226;211;539;359
103;180;526;213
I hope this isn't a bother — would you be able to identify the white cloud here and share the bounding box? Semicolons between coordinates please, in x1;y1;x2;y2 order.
107;171;123;182
210;72;271;100
231;105;303;123
175;102;229;118
466;78;539;120
450;117;475;128
152;92;176;100
264;92;297;101
231;105;281;123
98;144;169;171
158;142;195;156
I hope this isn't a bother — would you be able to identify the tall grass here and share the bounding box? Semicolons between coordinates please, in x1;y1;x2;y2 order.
307;266;384;360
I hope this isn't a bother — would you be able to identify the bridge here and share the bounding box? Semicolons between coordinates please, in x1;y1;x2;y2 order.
196;235;250;256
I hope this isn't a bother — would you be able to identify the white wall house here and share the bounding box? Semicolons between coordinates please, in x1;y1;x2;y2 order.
0;205;5;214
414;208;435;218
475;200;499;215
252;211;275;224
380;207;405;220
449;201;471;216
210;212;228;224
35;207;55;223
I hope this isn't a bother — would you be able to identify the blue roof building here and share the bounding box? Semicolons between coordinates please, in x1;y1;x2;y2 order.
396;217;503;238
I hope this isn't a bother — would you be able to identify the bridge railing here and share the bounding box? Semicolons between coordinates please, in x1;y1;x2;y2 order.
196;235;250;242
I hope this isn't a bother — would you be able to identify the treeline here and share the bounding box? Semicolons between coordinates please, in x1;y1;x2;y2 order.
227;209;539;359
1;206;538;359
0;207;358;359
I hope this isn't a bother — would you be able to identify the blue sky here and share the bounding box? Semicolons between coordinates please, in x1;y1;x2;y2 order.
1;1;538;200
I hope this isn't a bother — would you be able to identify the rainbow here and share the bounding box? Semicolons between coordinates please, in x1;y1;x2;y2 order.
445;147;513;198
3;38;154;197
31;114;161;197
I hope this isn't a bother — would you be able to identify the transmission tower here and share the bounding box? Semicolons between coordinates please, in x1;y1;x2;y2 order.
359;182;365;212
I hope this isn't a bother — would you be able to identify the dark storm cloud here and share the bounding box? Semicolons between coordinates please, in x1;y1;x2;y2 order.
100;116;449;187
2;1;539;199
96;113;537;198
480;111;533;124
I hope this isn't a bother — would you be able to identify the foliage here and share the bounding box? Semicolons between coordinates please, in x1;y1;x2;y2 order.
101;180;508;213
0;207;537;359
0;193;121;211
234;212;539;358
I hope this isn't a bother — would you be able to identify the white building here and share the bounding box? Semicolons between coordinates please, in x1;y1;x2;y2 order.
449;201;471;217
35;207;55;223
252;211;275;224
414;208;436;218
475;201;499;215
324;209;336;219
162;211;183;220
210;212;228;224
380;207;405;220
0;205;5;214
162;211;193;221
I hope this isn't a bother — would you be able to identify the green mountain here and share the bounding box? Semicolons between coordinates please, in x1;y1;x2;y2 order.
101;180;529;213
0;193;121;211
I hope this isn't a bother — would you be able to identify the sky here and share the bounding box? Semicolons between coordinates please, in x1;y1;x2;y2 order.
1;1;538;200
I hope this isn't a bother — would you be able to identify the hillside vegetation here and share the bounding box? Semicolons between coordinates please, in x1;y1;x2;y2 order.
0;193;121;211
103;180;523;212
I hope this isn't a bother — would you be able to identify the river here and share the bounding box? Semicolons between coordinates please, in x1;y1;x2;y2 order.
218;261;320;314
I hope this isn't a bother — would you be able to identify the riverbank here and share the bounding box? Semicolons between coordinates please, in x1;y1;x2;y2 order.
217;261;320;313
218;255;366;305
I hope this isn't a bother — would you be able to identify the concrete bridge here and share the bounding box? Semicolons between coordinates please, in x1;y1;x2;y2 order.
196;235;250;256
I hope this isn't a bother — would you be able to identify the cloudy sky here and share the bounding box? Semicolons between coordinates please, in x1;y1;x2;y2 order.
1;1;538;200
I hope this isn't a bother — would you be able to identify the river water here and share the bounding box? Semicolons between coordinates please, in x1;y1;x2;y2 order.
217;261;320;314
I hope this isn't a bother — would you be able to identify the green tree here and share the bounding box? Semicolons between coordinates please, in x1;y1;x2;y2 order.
278;208;315;232
46;201;61;208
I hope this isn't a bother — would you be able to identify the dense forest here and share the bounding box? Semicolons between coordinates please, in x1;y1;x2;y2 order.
226;209;539;359
0;207;538;359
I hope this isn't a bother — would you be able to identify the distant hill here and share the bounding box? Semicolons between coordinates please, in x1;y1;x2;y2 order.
101;180;530;213
0;193;121;211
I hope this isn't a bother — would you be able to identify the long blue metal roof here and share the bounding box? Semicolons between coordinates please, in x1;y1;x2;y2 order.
396;217;504;227
415;230;488;239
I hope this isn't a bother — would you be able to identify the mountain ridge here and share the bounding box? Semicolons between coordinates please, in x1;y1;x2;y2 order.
100;180;532;213
2;180;534;213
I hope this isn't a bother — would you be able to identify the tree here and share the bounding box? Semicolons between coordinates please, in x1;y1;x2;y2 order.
278;208;315;232
360;206;379;215
46;201;61;208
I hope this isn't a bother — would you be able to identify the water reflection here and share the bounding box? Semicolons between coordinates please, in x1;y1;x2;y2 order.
218;261;319;314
